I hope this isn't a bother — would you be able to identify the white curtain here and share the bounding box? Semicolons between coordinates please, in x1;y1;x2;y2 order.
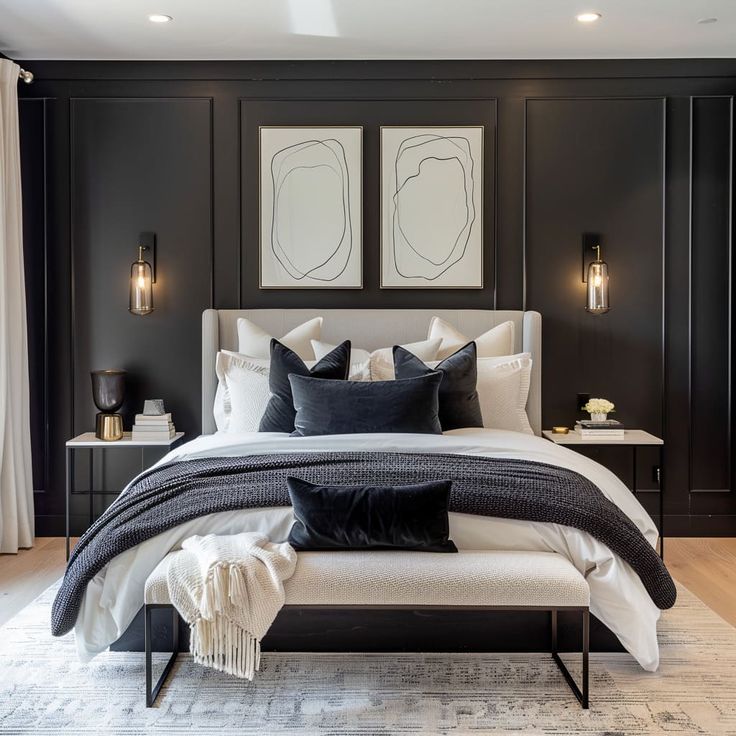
0;60;34;553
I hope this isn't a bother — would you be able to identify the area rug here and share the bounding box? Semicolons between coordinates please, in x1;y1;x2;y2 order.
1;582;735;735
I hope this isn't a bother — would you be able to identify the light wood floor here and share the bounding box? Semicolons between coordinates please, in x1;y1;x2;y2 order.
0;537;78;627
0;537;735;628
663;537;736;628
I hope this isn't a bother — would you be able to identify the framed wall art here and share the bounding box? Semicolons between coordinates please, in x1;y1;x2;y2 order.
260;126;362;289
381;126;483;289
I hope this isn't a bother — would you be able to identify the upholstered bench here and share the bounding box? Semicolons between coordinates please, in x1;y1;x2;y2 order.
144;550;590;708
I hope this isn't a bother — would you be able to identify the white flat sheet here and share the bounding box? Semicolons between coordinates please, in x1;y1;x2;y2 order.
73;428;662;670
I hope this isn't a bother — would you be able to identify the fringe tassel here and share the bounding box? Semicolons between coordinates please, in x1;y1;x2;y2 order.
200;562;249;621
229;565;248;607
188;561;264;680
190;615;261;681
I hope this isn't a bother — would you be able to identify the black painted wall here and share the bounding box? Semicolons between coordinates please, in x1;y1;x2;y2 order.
17;60;736;536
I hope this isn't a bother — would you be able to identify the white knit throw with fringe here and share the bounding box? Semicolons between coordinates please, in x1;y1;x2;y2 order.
166;532;297;680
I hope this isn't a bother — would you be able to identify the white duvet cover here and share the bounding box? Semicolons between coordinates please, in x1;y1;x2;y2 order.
74;428;662;670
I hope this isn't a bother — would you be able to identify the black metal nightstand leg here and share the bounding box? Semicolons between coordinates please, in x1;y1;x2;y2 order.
632;446;637;493
65;446;72;561
659;445;664;560
88;449;94;529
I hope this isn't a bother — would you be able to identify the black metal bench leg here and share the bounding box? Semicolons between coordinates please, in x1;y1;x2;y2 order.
145;604;180;707
550;608;590;709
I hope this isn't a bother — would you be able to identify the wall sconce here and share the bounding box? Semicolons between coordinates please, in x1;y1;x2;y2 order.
129;233;155;315
585;244;610;315
582;234;610;315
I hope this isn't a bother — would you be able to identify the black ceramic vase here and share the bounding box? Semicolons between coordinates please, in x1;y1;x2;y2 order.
91;369;126;440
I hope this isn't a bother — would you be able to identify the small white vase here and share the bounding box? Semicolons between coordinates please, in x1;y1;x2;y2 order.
590;412;607;422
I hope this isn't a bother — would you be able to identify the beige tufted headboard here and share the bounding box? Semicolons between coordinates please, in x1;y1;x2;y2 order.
202;308;542;435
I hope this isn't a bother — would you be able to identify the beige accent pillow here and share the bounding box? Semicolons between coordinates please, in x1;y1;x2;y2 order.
428;317;515;360
237;316;323;361
311;338;442;381
475;353;533;434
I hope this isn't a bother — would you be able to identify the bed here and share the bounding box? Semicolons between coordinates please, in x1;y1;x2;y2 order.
63;308;668;676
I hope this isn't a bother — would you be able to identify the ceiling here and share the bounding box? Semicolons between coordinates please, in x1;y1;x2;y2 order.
0;0;734;61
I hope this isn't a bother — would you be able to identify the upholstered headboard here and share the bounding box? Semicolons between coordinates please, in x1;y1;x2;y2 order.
202;309;542;436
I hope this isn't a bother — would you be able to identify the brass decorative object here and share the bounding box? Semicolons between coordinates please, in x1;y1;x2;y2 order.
91;369;126;441
95;413;124;442
551;426;570;434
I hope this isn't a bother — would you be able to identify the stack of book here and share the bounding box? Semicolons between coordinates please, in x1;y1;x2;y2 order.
131;412;176;441
574;419;625;439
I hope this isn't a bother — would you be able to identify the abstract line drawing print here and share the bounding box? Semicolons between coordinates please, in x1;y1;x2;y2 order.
260;127;362;289
381;127;483;288
271;139;351;281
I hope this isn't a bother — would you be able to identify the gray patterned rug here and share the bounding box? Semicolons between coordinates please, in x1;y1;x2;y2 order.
1;582;735;735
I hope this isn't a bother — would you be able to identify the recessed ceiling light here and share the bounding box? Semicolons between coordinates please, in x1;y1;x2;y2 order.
148;14;173;23
576;12;602;23
697;17;718;24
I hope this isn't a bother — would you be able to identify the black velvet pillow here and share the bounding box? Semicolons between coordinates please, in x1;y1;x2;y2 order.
287;476;457;552
393;341;483;431
288;372;443;436
259;339;351;433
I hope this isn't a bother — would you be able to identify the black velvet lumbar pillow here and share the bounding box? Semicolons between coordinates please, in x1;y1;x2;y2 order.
287;476;458;552
259;338;351;433
288;371;443;436
393;341;483;431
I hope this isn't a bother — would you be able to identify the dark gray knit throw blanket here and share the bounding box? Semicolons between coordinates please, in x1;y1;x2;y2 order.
51;452;676;636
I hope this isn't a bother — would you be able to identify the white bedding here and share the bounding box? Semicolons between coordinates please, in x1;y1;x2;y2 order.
74;428;662;670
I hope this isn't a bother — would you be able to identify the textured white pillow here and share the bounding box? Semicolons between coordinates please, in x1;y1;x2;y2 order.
214;351;271;432
428;317;515;360
237;316;323;361
474;353;533;434
312;338;442;381
425;352;532;433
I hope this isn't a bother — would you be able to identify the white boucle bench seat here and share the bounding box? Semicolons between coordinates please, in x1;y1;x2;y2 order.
143;549;590;709
145;550;590;609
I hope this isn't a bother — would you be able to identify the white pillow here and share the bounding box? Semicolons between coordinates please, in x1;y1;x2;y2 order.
370;338;443;380
214;351;271;432
310;339;372;381
428;317;515;360
237;316;323;361
474;353;533;434
312;338;442;381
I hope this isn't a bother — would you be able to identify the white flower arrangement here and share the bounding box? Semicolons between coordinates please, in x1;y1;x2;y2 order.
582;398;615;415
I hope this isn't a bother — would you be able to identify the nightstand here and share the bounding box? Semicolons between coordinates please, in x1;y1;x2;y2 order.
542;429;664;558
65;431;185;560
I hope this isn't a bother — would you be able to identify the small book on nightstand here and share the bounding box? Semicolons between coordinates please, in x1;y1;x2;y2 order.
132;413;176;441
575;419;625;439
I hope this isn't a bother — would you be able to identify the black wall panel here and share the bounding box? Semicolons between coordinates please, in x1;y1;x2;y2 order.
690;97;734;498
70;97;212;426
16;60;736;535
525;98;665;492
67;98;212;512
